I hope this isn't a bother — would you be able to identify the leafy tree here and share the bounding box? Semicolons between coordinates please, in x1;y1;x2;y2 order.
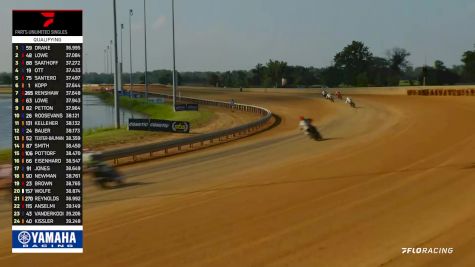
387;48;411;73
356;72;369;86
235;70;249;87
367;57;390;86
320;66;343;87
434;60;445;70
158;70;173;84
286;66;319;87
0;72;11;84
207;73;220;87
220;71;233;87
386;47;411;85
461;45;475;82
418;60;459;85
265;60;288;87
250;64;266;86
451;65;464;76
334;41;373;85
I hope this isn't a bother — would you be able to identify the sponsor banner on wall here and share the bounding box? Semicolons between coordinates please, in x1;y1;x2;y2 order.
128;119;150;131
128;119;190;133
175;104;187;111
149;97;166;104
174;104;199;111
186;104;199;111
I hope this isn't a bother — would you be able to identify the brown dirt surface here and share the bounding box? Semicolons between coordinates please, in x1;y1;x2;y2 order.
0;89;474;267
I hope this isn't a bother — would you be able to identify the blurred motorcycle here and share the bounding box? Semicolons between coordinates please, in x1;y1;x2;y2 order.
88;154;124;188
345;97;356;108
306;124;323;141
0;165;12;200
299;117;323;141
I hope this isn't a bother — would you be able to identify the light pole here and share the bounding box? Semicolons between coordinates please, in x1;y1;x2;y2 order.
109;40;113;78
106;45;111;80
143;0;148;100
106;46;109;74
104;48;107;73
120;23;124;93
172;0;177;111
84;52;88;74
129;9;134;93
112;0;120;129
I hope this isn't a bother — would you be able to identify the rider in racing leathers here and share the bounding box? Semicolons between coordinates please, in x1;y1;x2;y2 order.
345;96;353;104
299;116;311;132
336;91;342;99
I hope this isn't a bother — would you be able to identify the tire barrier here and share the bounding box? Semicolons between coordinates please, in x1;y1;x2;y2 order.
97;92;273;165
407;89;475;96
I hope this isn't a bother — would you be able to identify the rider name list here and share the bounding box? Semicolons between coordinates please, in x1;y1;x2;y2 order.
11;10;83;253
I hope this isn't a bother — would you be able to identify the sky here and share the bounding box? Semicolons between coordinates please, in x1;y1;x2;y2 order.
1;0;474;73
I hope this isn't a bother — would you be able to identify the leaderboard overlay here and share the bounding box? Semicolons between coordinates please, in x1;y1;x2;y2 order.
11;10;83;253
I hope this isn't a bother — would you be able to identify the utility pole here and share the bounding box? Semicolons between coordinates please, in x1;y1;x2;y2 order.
172;0;177;111
143;0;148;100
129;9;134;93
113;0;120;128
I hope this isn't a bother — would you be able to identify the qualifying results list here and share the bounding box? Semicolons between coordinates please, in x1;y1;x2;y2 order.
11;10;83;253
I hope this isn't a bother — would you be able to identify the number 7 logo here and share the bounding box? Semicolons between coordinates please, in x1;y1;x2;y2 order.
41;12;55;28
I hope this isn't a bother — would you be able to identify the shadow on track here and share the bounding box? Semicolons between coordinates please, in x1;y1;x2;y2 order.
265;114;282;132
462;163;475;169
95;181;156;190
315;137;341;142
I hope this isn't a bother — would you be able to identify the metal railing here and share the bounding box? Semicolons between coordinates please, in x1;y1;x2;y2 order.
97;93;272;163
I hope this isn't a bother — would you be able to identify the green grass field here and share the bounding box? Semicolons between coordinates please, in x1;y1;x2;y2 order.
0;149;10;164
98;92;213;127
82;93;214;149
0;93;215;164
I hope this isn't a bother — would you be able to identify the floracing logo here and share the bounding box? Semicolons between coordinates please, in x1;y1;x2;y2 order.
41;12;55;28
402;247;454;254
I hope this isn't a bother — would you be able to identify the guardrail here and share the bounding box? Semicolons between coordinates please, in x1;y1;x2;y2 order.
97;92;273;164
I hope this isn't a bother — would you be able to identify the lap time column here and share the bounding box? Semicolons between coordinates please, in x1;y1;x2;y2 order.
11;10;83;253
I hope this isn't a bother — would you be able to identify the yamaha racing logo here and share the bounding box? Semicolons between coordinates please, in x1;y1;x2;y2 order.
13;230;83;249
18;231;31;245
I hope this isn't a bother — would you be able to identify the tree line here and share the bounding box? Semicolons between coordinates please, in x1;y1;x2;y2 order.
1;41;474;88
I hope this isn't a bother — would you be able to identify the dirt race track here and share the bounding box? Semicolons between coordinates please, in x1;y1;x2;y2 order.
0;89;474;267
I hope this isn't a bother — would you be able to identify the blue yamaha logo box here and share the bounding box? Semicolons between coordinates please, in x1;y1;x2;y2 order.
13;230;83;251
